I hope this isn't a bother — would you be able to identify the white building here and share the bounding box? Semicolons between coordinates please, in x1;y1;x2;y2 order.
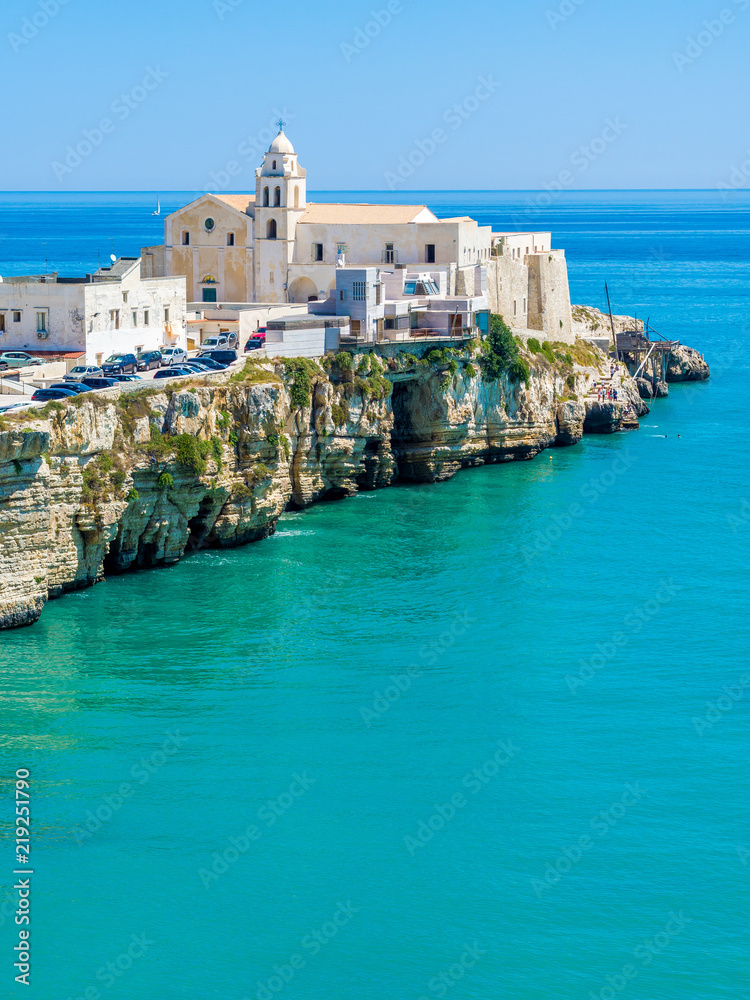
0;258;186;365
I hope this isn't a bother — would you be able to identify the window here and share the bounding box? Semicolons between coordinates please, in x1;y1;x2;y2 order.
404;281;416;295
132;311;138;327
513;300;517;317
122;291;128;303
164;307;170;323
294;187;300;208
267;219;277;239
227;233;235;247
144;309;150;326
36;312;47;333
263;187;270;207
182;231;190;246
272;160;277;170
384;242;395;264
110;309;120;329
0;314;5;333
523;298;527;313
274;186;281;207
425;244;436;264
12;311;21;323
312;243;323;262
339;290;346;301
205;218;215;231
384;317;396;330
375;283;382;305
202;288;218;303
353;281;367;301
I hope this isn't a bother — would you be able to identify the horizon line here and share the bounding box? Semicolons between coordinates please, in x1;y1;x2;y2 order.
0;188;739;195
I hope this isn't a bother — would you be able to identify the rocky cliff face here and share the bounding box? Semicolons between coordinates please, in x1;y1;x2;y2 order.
0;341;650;630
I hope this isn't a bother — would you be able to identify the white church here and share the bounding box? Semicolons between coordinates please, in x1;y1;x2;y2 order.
141;127;574;343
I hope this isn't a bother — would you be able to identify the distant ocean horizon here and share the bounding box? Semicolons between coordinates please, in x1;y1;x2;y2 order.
1;188;749;998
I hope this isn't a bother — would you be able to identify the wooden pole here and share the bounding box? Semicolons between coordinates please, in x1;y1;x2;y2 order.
605;282;618;360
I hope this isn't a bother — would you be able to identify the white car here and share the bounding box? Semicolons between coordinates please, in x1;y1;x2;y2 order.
161;347;188;366
201;333;236;350
65;365;104;381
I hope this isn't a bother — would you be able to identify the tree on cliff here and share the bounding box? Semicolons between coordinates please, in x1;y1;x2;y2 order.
481;315;530;385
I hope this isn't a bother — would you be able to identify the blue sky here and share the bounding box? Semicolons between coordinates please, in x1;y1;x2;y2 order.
2;0;748;191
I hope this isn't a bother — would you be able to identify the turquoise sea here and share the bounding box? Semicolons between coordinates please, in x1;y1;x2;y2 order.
1;191;749;999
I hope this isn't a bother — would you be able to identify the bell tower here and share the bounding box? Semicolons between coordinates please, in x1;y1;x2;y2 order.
254;123;307;302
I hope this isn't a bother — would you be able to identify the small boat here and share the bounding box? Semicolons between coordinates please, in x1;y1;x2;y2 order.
152;196;161;216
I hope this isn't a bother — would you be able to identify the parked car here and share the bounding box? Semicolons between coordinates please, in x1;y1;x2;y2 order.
135;349;163;371
31;387;78;401
153;366;194;380
181;361;214;373
191;357;225;371
110;374;144;383
200;334;230;351
101;353;138;375
65;365;103;381
245;330;266;352
199;349;238;366
161;346;188;366
0;351;44;368
0;361;9;371
82;377;120;390
49;382;92;394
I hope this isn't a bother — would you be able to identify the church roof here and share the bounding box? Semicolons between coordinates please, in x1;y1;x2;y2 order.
213;194;255;214
298;203;439;225
269;130;295;155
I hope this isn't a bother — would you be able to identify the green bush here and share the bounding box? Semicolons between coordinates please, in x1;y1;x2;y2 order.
283;358;320;409
126;487;140;502
566;374;576;390
218;410;231;431
527;337;542;354
331;400;350;426
229;429;239;447
447;359;459;375
481;314;518;381
465;362;477;378
157;472;173;490
509;358;531;386
334;351;354;371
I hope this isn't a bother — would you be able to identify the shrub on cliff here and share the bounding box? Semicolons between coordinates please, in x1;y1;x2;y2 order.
509;358;531;386
157;472;173;490
481;314;518;381
283;358;320;409
331;401;350;426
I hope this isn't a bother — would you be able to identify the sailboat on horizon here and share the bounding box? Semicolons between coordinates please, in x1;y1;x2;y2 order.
152;196;161;216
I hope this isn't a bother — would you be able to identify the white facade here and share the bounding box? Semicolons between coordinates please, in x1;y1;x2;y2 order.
0;259;187;365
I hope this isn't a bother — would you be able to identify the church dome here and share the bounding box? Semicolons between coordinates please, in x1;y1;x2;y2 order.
269;130;295;155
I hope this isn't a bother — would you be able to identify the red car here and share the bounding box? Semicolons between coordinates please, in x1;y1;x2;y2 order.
245;329;266;352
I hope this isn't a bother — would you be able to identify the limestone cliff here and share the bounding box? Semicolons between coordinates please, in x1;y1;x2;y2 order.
0;340;649;630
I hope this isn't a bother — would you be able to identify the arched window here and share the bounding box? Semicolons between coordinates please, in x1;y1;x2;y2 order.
294;186;299;208
267;219;277;240
274;186;281;207
272;160;277;170
263;187;269;207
